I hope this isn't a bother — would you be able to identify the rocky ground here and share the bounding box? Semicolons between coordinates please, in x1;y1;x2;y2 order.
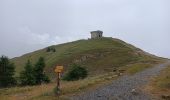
71;61;170;100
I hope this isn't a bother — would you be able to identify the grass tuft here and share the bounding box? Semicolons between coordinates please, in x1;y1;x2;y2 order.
125;63;152;74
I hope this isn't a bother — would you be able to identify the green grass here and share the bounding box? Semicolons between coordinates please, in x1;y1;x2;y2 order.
155;65;170;89
145;64;170;99
1;37;165;100
0;62;164;100
125;63;152;74
11;37;163;77
0;72;118;100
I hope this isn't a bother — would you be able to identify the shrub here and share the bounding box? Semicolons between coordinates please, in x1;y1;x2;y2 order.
46;47;56;52
42;75;50;83
63;64;88;81
46;47;51;52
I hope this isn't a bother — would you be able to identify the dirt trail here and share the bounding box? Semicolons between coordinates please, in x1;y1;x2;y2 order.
71;61;170;100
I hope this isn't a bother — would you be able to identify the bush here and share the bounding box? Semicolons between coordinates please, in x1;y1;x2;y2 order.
63;64;88;81
42;75;50;83
46;47;51;52
46;47;56;52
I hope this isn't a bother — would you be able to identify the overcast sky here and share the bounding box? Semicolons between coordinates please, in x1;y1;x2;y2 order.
0;0;170;58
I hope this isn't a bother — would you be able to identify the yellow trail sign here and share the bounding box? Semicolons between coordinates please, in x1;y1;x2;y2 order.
55;66;64;73
54;66;64;97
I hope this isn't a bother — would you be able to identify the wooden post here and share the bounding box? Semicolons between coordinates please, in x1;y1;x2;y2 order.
57;72;60;89
56;72;60;99
55;66;63;97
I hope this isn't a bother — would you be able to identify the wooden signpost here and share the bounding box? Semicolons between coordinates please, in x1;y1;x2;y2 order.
55;66;64;73
55;66;64;96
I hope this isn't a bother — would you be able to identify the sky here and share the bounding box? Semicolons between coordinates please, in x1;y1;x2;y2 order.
0;0;170;58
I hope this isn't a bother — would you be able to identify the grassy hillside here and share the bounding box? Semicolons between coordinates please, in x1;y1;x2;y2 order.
11;37;163;77
1;37;166;100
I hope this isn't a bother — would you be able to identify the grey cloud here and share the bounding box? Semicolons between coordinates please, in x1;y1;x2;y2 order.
0;0;170;58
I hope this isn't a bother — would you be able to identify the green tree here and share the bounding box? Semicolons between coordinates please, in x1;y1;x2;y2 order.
46;47;51;52
46;47;56;52
19;60;35;86
0;56;16;88
33;57;50;84
63;64;88;81
52;48;56;52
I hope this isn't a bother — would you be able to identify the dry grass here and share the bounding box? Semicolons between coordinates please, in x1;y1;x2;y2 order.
125;63;152;75
0;61;163;100
144;65;170;100
0;83;55;100
11;37;163;78
0;72;117;100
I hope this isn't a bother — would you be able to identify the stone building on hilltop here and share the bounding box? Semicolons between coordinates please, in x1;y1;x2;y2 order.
90;30;103;39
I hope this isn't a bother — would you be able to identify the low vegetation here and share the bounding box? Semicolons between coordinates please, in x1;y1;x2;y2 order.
46;46;56;52
0;72;118;100
125;63;152;74
0;38;165;100
0;61;165;100
145;65;170;100
63;64;88;81
11;38;163;78
155;66;170;89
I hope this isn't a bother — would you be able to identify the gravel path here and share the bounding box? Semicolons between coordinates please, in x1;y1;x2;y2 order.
71;61;170;100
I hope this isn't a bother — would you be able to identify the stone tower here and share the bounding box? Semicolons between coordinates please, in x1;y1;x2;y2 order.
90;30;103;39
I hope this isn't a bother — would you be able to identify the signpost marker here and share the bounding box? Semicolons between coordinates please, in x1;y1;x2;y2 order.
55;66;64;97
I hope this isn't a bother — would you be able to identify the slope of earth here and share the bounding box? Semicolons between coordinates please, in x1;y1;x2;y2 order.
11;37;163;77
0;61;168;100
145;63;170;100
70;61;170;100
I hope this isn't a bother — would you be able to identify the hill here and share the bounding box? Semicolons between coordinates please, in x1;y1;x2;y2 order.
11;37;164;77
